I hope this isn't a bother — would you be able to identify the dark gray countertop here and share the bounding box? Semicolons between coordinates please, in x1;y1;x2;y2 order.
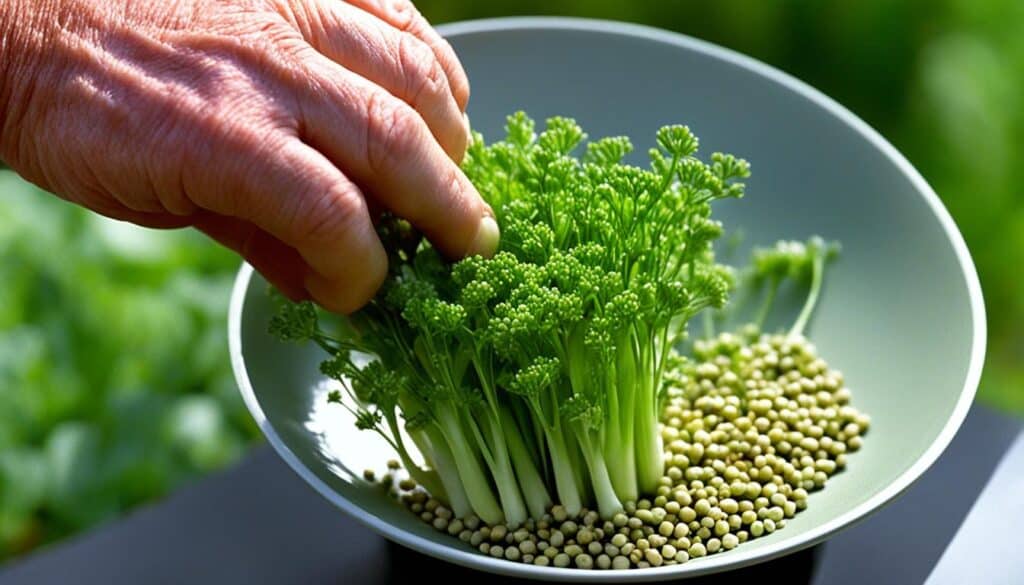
1;404;1019;585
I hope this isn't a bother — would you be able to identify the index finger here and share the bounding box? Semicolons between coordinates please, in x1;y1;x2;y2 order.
293;55;496;260
344;0;470;111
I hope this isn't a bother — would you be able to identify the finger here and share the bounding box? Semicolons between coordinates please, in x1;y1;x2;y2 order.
297;0;467;161
51;183;195;229
291;58;497;260
192;136;387;314
192;213;310;302
343;0;470;111
90;207;194;230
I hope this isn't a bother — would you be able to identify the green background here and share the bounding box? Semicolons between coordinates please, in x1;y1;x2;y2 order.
1;0;1020;562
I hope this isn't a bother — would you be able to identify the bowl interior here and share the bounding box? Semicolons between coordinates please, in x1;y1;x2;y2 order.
231;18;983;581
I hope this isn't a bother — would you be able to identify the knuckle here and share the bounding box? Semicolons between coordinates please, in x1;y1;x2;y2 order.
440;164;468;210
216;126;292;215
440;165;477;224
237;223;264;262
146;150;198;216
364;91;425;174
381;0;420;33
152;180;197;216
449;109;470;156
292;182;363;246
397;33;447;106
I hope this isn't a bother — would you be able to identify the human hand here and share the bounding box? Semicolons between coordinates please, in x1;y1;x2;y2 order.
0;0;498;313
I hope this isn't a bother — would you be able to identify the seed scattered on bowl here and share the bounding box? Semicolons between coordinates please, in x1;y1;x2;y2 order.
390;333;868;569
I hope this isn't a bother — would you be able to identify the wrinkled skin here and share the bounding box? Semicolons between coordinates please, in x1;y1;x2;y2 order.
0;0;497;313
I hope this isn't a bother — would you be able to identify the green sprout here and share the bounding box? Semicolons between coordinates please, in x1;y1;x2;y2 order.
270;113;747;527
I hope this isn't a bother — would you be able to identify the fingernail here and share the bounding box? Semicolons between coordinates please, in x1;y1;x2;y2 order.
468;213;500;258
463;112;473;142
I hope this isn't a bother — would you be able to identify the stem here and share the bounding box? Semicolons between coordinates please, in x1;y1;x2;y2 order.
472;354;503;422
657;153;681;194
501;409;552;520
435;408;504;525
545;425;584;516
605;434;638;503
606;336;638;502
633;361;664;496
575;431;624;518
419;426;472;518
312;336;339;356
654;326;673;399
790;251;825;338
386;413;448;502
480;414;529;528
571;436;593;505
565;332;590;405
522;379;584;517
754;278;780;330
563;330;593;503
512;399;546;473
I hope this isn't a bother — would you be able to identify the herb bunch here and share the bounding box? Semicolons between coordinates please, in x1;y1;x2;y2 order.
270;113;749;527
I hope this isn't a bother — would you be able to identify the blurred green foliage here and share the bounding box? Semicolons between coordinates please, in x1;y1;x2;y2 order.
0;175;259;558
1;0;1021;563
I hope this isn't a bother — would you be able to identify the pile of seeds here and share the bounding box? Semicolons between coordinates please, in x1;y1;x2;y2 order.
380;331;870;570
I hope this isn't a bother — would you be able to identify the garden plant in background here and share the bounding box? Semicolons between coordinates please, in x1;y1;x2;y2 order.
0;172;257;559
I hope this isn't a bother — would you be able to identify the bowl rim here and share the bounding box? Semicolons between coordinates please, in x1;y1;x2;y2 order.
228;16;987;582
